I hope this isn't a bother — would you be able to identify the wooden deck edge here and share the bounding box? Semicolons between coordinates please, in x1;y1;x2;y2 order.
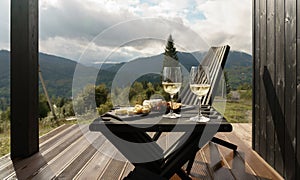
39;124;71;143
39;124;78;147
30;131;95;179
0;124;73;162
0;153;11;162
252;150;284;180
2;125;89;180
216;130;284;180
0;154;11;167
40;126;84;156
0;124;78;177
229;128;284;179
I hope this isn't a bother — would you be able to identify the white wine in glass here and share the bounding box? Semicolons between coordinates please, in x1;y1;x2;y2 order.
162;67;182;118
189;66;211;122
162;82;182;95
190;84;210;97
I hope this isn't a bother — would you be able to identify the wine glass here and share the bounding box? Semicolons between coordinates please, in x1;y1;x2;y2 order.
189;66;211;122
162;67;182;118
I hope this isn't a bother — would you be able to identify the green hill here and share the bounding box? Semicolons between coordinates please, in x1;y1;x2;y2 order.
0;49;252;110
0;50;98;107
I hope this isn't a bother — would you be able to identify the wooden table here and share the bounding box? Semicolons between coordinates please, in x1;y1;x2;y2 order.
89;106;233;179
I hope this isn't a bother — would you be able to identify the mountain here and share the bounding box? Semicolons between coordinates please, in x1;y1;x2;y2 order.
94;52;201;86
225;51;252;68
95;50;252;89
0;50;10;110
225;51;252;89
0;49;252;109
0;50;98;101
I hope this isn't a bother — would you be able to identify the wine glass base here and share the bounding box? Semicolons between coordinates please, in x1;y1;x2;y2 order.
189;115;210;122
163;113;181;119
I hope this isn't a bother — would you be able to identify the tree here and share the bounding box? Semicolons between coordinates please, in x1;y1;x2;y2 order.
61;101;75;117
129;82;146;105
163;35;179;68
73;84;109;114
237;83;252;90
145;82;155;99
39;94;50;118
73;84;96;114
97;97;113;115
95;84;109;107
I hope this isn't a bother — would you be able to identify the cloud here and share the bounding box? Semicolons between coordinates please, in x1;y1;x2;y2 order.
39;36;88;61
40;11;209;63
0;0;10;50
1;0;252;63
39;0;136;41
74;18;209;65
193;0;252;53
40;1;206;63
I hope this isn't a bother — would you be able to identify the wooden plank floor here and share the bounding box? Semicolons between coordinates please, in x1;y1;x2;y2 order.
0;123;283;180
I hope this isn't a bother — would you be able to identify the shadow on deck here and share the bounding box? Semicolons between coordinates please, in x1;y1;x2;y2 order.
0;123;283;180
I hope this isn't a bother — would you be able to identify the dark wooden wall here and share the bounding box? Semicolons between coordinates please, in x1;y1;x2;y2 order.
253;0;300;179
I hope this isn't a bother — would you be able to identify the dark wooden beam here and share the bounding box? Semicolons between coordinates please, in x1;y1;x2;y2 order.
253;0;260;152
10;0;39;159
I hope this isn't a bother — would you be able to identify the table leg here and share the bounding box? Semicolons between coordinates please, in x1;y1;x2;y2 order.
176;168;192;180
186;150;197;175
152;132;162;141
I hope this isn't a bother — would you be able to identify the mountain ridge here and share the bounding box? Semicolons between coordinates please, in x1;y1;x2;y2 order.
0;49;252;108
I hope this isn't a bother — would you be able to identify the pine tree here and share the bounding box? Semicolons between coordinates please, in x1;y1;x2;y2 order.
163;35;179;67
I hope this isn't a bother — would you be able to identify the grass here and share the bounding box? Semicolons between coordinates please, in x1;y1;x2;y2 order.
214;90;252;123
38;117;77;136
222;99;252;123
0;119;10;157
0;132;10;157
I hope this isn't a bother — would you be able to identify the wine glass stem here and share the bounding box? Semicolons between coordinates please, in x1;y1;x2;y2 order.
198;96;203;119
170;94;174;114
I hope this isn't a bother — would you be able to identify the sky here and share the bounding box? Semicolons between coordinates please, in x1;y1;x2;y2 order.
0;0;252;64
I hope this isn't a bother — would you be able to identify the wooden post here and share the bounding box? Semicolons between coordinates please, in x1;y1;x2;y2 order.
10;0;39;159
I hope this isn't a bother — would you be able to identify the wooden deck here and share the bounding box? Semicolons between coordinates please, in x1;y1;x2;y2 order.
0;123;283;180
